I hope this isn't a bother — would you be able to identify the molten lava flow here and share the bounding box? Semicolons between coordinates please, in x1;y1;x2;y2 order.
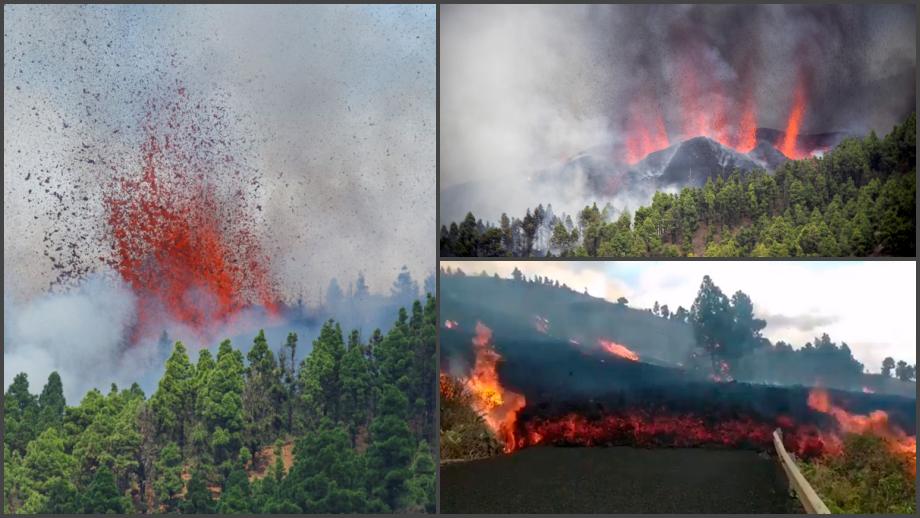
598;338;639;362
624;96;670;164
519;411;837;459
808;388;916;472
104;86;279;345
444;320;459;330
464;322;526;452
780;75;808;159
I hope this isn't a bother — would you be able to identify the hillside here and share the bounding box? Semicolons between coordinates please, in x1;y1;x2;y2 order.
439;273;696;372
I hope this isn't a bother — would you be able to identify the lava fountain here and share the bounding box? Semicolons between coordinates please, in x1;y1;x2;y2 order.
103;86;280;345
780;74;808;159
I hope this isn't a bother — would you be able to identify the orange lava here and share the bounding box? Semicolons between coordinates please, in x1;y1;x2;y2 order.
735;91;758;153
465;322;526;452
104;87;279;345
780;75;807;159
808;388;916;473
598;338;639;362
625;96;671;165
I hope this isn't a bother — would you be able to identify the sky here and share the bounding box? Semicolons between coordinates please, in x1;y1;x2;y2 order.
440;261;917;371
4;4;435;303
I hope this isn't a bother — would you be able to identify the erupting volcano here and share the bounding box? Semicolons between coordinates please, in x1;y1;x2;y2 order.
101;86;281;345
622;68;817;166
464;322;526;452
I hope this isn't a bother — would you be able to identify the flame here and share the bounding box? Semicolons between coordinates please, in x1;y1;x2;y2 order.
103;87;279;345
780;74;807;159
598;338;639;362
625;96;671;165
464;322;526;452
444;319;459;329
808;388;916;473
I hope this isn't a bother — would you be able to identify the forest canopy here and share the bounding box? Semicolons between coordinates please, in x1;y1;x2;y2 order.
440;113;916;258
3;296;437;514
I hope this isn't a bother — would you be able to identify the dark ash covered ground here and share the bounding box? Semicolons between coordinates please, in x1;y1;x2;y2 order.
441;446;803;514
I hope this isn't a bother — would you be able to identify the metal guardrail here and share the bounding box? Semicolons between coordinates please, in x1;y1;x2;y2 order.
773;429;831;514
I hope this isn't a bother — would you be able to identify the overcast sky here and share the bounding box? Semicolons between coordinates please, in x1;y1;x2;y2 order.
441;261;916;371
4;4;435;303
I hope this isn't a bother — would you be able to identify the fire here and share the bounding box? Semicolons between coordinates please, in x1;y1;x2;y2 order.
780;74;808;159
103;86;279;344
735;90;758;153
807;388;916;472
624;96;670;165
444;320;459;329
519;411;834;459
464;322;526;452
598;338;639;362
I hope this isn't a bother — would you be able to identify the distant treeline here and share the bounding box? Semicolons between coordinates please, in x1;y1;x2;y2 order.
4;297;436;514
442;267;916;392
441;113;915;257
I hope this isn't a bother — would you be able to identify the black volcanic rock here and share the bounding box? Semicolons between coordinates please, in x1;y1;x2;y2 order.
632;136;761;188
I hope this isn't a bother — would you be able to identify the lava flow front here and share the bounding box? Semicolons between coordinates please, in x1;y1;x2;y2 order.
464;322;526;452
807;388;916;473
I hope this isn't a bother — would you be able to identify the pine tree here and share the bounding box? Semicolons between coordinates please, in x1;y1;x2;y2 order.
282;418;367;513
150;341;195;447
243;329;282;452
366;385;414;511
300;320;346;423
340;330;372;445
80;465;130;513
37;371;66;432
181;466;216;513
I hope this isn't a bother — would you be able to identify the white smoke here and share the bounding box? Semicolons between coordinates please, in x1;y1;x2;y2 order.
3;273;150;401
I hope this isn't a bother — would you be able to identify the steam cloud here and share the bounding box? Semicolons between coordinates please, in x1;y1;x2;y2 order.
440;4;917;221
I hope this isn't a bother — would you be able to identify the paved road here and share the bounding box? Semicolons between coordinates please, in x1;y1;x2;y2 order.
440;446;803;514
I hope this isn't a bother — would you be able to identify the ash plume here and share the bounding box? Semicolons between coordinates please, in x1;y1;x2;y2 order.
440;4;916;222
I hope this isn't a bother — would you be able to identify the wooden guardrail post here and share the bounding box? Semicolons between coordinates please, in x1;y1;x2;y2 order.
773;429;831;514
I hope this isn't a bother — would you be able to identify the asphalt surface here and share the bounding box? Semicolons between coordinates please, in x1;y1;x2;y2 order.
440;446;803;514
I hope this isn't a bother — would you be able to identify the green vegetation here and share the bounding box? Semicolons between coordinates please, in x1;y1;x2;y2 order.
3;296;436;514
438;374;502;461
800;434;916;514
441;113;915;257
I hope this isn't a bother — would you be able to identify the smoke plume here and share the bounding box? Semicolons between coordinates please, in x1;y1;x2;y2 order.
440;4;916;221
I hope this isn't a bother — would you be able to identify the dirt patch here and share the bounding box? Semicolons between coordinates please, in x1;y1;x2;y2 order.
248;440;295;481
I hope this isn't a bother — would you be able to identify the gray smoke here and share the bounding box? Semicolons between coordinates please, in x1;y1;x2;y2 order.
440;4;916;222
4;5;435;302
